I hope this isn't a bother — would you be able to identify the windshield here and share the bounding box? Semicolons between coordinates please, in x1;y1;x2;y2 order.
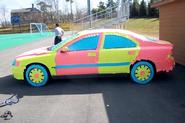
51;33;79;51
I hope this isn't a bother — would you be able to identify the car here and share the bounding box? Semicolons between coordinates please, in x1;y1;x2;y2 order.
11;29;175;87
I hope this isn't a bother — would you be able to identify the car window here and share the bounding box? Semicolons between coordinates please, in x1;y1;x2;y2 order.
103;35;136;49
51;33;79;51
68;34;100;51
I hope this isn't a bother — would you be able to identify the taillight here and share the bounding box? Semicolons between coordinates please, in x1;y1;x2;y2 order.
168;49;174;59
168;54;173;58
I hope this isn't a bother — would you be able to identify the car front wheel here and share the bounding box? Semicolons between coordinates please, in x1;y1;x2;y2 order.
25;64;49;87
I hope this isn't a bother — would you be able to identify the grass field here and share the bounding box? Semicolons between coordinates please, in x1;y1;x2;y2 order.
125;18;159;37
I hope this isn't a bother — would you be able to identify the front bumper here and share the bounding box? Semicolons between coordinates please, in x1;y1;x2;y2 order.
11;66;25;80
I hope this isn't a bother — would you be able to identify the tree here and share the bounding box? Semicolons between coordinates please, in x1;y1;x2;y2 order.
0;6;9;27
98;1;106;11
66;0;73;20
97;1;106;18
36;0;61;23
75;4;86;20
107;0;115;7
139;0;147;17
53;0;59;21
106;0;117;10
36;1;53;23
129;2;133;17
37;1;51;12
148;0;159;17
131;0;140;17
91;8;97;14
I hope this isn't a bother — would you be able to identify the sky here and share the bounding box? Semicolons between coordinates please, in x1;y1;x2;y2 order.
0;0;106;11
0;0;148;22
0;0;107;22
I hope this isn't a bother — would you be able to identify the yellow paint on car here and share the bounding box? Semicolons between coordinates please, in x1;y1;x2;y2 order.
98;32;140;74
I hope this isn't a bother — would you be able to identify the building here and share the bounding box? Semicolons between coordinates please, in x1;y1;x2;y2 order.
152;0;185;66
11;4;42;24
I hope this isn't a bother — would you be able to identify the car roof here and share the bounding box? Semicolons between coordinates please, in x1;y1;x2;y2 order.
51;29;157;51
78;29;154;41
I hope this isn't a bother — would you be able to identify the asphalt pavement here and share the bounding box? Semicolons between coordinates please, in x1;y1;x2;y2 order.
0;35;185;123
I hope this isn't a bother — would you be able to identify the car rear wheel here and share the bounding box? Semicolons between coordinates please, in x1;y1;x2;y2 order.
25;64;49;87
131;61;155;84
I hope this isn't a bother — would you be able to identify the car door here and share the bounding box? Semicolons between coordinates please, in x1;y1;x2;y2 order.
98;33;140;74
55;33;102;75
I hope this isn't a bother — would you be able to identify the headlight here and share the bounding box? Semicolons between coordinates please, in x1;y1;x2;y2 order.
12;60;16;66
12;59;20;67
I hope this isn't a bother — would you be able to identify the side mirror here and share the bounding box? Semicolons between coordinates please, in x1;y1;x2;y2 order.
60;47;69;53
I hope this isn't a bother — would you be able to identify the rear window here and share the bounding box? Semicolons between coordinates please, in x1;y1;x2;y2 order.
103;35;136;49
144;36;158;42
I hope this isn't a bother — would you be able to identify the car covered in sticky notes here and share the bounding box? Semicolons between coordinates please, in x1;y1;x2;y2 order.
12;29;175;87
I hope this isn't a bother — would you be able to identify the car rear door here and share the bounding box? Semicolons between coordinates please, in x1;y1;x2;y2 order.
98;33;140;74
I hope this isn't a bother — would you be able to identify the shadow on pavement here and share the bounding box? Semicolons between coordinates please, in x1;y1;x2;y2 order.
0;64;185;123
0;74;132;97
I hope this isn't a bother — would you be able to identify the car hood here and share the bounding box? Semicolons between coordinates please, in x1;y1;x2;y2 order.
16;46;51;59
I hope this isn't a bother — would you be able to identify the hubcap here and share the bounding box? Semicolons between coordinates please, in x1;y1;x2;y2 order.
135;65;151;81
29;68;44;83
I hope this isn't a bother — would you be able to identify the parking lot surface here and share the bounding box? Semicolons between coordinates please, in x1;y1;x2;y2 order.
0;36;185;123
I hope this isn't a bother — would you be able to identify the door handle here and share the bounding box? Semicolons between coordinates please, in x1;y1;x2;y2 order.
87;52;96;57
128;51;135;55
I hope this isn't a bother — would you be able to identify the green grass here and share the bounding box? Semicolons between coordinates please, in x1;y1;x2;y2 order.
125;18;159;37
0;32;53;51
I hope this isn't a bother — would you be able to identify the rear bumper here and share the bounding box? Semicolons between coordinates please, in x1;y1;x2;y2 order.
156;56;175;73
167;59;175;72
161;57;175;72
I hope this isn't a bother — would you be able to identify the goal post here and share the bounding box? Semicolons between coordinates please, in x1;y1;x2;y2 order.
30;23;49;34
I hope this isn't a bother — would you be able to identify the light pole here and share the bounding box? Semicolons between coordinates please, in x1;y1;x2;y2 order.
87;0;92;28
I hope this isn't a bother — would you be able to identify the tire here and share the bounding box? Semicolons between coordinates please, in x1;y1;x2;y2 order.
131;61;155;84
25;64;49;87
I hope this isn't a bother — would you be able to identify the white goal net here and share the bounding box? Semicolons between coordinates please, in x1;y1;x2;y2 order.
30;23;49;34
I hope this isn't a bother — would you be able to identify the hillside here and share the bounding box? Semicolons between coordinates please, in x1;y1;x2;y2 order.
125;18;159;38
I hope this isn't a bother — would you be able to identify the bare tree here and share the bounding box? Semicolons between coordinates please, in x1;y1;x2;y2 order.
0;5;9;27
36;0;60;22
60;2;70;22
53;0;59;18
75;4;86;20
36;1;52;23
66;0;73;20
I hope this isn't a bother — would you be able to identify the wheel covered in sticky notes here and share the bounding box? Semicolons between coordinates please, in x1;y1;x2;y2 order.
131;61;155;84
25;64;49;87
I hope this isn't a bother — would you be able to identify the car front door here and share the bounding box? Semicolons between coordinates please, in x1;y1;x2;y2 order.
55;33;102;75
98;33;139;74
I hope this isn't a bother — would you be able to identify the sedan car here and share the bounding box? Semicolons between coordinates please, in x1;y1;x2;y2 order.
12;29;175;87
